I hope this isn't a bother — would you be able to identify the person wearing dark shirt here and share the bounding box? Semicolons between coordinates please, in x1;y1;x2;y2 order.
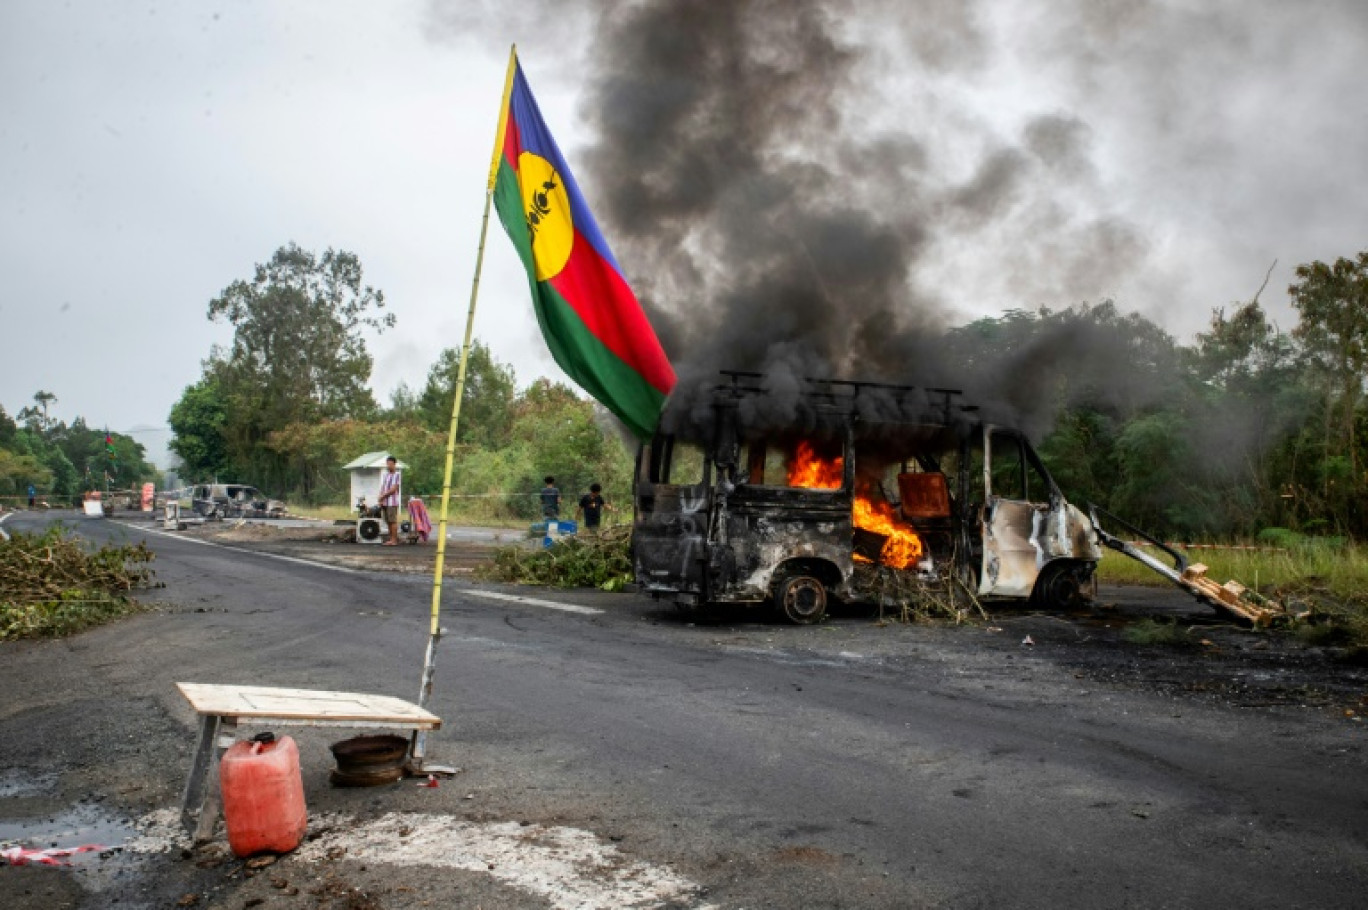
576;482;613;533
540;476;561;520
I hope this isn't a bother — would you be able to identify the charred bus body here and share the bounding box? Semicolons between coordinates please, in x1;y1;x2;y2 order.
632;372;1101;623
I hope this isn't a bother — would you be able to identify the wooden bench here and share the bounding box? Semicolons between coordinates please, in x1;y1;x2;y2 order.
177;682;441;843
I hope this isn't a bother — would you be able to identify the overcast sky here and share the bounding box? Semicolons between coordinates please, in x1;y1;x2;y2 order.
3;1;1366;466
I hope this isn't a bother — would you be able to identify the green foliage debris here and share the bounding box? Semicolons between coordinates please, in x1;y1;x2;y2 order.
1122;618;1194;647
477;526;633;590
0;527;157;640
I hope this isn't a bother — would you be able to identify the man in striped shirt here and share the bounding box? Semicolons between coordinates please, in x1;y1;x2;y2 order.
379;455;402;546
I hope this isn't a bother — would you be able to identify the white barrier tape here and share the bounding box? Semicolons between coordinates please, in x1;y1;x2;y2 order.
1123;541;1289;553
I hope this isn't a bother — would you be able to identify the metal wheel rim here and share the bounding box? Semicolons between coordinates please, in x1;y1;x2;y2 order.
782;577;826;620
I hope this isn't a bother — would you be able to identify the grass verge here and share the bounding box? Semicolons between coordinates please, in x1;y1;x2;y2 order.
0;527;157;640
283;503;356;522
1097;538;1368;649
1095;543;1368;594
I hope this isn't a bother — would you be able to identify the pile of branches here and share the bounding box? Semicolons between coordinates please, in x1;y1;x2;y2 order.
1;527;157;640
477;525;633;591
864;559;987;625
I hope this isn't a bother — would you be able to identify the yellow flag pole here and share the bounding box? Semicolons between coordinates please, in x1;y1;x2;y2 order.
411;45;518;771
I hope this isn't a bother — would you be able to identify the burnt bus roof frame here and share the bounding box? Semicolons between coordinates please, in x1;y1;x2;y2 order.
714;370;978;426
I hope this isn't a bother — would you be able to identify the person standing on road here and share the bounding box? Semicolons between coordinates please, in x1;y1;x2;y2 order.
540;476;561;521
379;456;402;546
575;483;614;535
27;483;36;509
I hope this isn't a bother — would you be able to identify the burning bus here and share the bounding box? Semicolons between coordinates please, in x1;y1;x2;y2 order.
631;372;1102;623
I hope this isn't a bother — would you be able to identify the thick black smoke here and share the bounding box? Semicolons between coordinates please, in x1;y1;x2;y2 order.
425;0;1362;443
565;0;1152;437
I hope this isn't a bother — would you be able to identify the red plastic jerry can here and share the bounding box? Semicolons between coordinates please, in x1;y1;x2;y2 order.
219;732;307;857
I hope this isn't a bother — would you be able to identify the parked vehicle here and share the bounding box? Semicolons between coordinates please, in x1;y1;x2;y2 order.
191;484;286;520
632;373;1101;623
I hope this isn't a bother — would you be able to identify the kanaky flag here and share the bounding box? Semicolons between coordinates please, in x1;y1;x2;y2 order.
488;50;675;440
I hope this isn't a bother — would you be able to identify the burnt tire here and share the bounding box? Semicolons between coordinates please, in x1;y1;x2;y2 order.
777;574;828;625
1033;562;1095;610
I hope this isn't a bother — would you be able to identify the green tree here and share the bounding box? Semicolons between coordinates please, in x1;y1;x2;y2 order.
1193;301;1289;392
0;405;16;448
417;341;517;449
200;243;393;488
0;449;52;496
43;419;155;491
16;390;58;434
168;377;230;480
33;391;57;429
500;380;632;520
11;428;80;496
948;301;1184;428
385;382;421;420
1187;300;1314;532
1110;411;1218;535
1289;252;1368;517
265;419;445;501
1035;408;1119;509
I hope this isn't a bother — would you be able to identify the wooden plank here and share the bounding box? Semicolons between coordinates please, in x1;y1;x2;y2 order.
1181;577;1223;599
177;683;440;728
233;718;438;731
1178;576;1282;626
1181;563;1210;580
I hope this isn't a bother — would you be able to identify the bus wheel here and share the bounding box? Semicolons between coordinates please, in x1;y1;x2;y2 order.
1034;562;1094;610
777;574;828;625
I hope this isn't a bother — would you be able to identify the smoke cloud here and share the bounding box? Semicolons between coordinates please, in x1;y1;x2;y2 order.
426;0;1368;439
564;0;1155;436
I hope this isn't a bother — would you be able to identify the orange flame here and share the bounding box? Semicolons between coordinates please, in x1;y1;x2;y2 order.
786;440;844;489
852;496;924;569
785;442;924;570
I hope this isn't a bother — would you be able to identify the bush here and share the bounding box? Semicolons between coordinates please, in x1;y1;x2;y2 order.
1256;527;1347;553
1255;527;1304;549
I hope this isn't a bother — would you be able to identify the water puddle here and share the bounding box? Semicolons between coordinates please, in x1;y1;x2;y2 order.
0;802;136;867
0;768;58;798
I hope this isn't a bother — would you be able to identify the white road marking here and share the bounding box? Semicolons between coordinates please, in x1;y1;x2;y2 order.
0;511;12;541
111;520;362;575
458;588;603;615
127;809;714;910
115;521;603;614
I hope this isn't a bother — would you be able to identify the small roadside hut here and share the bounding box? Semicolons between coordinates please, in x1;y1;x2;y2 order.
343;451;408;510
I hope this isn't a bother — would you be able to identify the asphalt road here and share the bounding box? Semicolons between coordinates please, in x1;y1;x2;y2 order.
2;510;1366;909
